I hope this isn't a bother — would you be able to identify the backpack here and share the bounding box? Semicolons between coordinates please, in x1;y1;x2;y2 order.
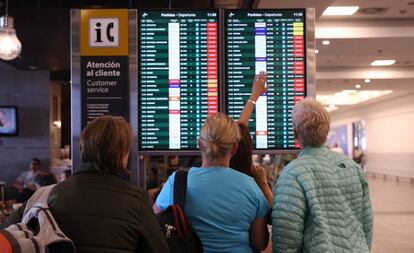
0;185;76;253
156;170;204;253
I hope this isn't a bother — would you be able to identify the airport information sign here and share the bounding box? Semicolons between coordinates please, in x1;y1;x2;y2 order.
139;11;219;151
225;10;306;150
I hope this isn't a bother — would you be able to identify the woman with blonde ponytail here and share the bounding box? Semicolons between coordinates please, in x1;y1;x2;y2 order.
154;113;270;253
198;113;240;165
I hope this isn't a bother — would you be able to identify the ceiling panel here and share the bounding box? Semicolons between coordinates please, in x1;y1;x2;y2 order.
316;78;414;93
315;38;414;67
325;0;414;19
257;0;335;17
1;0;214;73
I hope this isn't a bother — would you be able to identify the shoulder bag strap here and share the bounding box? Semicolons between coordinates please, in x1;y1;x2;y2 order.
173;170;188;208
22;184;56;223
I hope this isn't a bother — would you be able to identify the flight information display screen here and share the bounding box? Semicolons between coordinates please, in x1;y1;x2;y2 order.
139;10;219;151
225;10;306;150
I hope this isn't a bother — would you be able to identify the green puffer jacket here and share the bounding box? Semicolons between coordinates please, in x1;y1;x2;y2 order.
272;146;373;253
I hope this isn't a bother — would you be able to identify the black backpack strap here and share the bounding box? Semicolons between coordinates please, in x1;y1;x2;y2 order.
173;170;188;207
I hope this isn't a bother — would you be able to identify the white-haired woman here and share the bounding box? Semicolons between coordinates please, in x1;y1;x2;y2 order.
154;113;270;253
271;98;373;253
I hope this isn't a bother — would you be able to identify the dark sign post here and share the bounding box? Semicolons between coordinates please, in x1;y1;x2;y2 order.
72;10;138;182
80;56;129;128
79;9;129;127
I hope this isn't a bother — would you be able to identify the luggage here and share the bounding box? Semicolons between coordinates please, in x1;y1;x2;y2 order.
0;185;75;253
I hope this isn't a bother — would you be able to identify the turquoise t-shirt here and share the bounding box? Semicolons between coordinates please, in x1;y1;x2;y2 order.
156;167;269;253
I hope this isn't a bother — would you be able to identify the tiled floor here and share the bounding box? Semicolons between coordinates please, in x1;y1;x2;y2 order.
262;177;414;252
369;177;414;253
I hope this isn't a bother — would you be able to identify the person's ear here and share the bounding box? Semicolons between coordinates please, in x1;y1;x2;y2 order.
293;128;298;141
230;142;238;155
197;138;202;151
122;152;130;169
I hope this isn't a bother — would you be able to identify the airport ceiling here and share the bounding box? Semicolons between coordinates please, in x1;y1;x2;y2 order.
1;0;215;72
256;0;414;111
2;0;414;112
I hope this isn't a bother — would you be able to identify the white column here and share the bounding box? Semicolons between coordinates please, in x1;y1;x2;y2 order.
255;22;268;148
168;23;181;149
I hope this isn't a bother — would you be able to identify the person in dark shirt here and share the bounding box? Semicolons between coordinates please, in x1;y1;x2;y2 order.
20;171;58;202
4;116;169;253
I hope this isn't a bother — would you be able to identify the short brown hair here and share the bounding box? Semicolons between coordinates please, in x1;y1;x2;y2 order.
80;116;132;174
230;124;253;176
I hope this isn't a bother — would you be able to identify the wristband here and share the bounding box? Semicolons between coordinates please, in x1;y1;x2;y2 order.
247;99;256;105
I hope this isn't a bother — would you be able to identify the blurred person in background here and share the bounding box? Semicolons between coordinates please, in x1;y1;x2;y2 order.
330;143;344;154
60;169;72;182
353;146;363;164
272;98;373;253
20;171;58;202
35;171;58;188
154;113;270;253
353;146;366;172
14;158;42;192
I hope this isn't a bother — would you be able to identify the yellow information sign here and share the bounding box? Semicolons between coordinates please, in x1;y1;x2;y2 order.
80;9;128;56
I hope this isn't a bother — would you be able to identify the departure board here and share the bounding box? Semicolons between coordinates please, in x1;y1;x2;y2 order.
225;10;306;150
139;11;219;151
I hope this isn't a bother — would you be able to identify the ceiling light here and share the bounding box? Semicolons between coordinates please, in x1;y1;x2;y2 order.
322;40;330;45
364;79;371;83
355;84;361;89
370;60;396;66
315;49;319;54
0;0;22;61
323;6;360;16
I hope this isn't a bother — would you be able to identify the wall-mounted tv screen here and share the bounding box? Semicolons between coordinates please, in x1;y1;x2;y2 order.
138;10;219;152
0;106;18;136
225;9;306;151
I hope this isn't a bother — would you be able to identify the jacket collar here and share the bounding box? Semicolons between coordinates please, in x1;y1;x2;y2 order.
299;146;329;157
73;163;130;181
73;162;99;175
